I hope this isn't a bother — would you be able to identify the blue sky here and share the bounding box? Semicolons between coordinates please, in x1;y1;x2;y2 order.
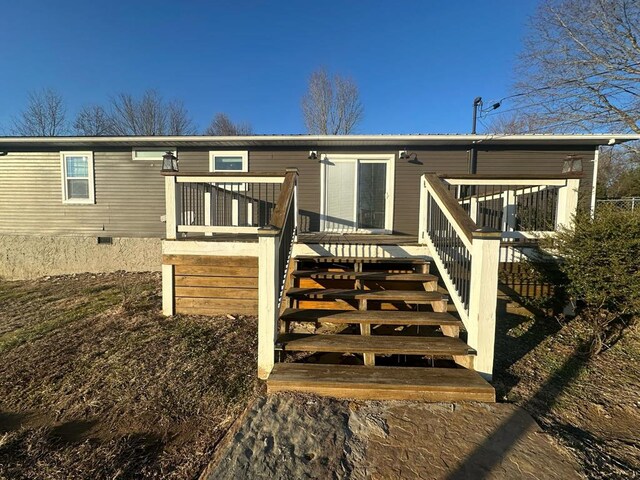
0;1;538;135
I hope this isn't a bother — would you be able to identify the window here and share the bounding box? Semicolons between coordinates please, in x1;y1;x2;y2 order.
60;152;95;204
132;149;177;161
209;150;248;172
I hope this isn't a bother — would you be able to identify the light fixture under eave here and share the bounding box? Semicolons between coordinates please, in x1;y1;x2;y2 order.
161;151;179;172
308;150;318;160
562;154;583;173
399;150;422;165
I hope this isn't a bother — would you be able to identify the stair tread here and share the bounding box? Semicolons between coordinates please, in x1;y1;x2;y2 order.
292;270;437;282
280;308;461;326
277;333;475;356
295;256;429;264
267;364;495;401
286;288;445;302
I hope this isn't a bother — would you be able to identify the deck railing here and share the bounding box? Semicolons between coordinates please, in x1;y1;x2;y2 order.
257;169;298;379
439;174;581;239
419;173;502;380
162;172;286;238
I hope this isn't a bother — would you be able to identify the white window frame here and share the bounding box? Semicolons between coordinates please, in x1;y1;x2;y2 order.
209;150;249;173
132;148;177;161
60;151;95;205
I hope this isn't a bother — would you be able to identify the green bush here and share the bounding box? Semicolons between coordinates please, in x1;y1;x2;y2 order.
553;205;640;355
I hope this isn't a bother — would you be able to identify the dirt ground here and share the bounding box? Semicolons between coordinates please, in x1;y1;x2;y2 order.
1;273;638;479
0;272;259;479
205;394;582;480
493;302;640;479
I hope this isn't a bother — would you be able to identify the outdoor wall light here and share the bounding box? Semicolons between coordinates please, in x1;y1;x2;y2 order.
308;150;318;160
161;151;179;172
562;154;583;173
399;150;421;164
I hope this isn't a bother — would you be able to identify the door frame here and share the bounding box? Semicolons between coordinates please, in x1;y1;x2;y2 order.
319;153;395;233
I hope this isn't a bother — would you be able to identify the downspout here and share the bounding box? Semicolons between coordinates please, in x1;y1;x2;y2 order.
590;146;600;218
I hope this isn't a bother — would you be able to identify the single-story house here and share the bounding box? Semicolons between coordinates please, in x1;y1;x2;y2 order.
1;134;638;401
0;134;635;279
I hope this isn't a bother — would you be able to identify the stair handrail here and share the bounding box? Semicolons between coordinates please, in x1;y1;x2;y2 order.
419;173;501;380
257;168;298;380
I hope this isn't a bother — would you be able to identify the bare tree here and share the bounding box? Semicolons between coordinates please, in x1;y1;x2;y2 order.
167;100;196;135
515;0;640;133
204;113;253;135
74;104;113;136
12;88;67;136
483;112;555;134
301;68;364;135
108;89;194;135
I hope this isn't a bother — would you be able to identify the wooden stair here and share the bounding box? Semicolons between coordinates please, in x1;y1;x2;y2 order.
268;364;495;402
280;308;461;326
267;255;495;402
277;333;476;356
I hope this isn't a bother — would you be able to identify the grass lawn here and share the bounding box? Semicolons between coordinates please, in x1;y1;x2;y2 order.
0;272;258;479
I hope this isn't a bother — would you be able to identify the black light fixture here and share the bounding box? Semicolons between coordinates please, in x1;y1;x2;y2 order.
161;151;179;172
399;149;421;164
308;150;318;160
562;154;583;173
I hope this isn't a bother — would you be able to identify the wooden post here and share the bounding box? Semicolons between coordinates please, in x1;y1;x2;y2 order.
204;189;212;236
162;263;175;316
258;231;279;380
165;176;178;240
469;196;478;224
418;175;428;245
467;228;501;380
286;168;299;239
502;189;516;232
556;178;580;230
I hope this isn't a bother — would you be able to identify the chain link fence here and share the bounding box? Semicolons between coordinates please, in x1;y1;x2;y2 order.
596;197;639;211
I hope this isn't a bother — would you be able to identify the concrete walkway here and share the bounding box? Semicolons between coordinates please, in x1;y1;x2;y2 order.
204;394;582;480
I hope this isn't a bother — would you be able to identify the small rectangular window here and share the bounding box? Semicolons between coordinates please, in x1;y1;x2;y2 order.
209;150;248;172
132;149;176;161
60;152;95;204
209;150;249;192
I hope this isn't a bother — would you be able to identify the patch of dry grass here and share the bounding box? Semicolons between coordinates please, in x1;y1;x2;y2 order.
0;272;258;479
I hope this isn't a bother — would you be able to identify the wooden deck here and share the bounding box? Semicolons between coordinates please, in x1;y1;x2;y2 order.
298;232;420;245
176;232;420;245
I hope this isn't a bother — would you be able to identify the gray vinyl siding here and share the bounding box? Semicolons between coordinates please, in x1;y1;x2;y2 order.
0;151;166;237
0;146;597;238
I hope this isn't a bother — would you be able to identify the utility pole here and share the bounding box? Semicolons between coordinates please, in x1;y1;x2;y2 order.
470;97;482;174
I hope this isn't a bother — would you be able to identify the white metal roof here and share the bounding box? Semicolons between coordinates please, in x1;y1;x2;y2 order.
0;133;638;148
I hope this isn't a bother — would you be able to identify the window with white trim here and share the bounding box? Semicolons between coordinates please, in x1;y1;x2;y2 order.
132;148;177;161
60;151;95;204
209;150;248;172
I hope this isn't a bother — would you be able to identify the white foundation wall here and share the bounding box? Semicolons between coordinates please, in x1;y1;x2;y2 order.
0;235;161;280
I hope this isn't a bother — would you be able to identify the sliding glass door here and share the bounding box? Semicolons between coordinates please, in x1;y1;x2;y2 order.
321;155;394;233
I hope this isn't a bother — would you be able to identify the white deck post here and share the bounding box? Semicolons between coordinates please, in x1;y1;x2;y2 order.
469;196;478;224
556;178;580;230
165;176;178;240
204;189;212;236
162;263;174;316
502;189;517;232
467;229;501;380
258;231;280;379
418;175;428;244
